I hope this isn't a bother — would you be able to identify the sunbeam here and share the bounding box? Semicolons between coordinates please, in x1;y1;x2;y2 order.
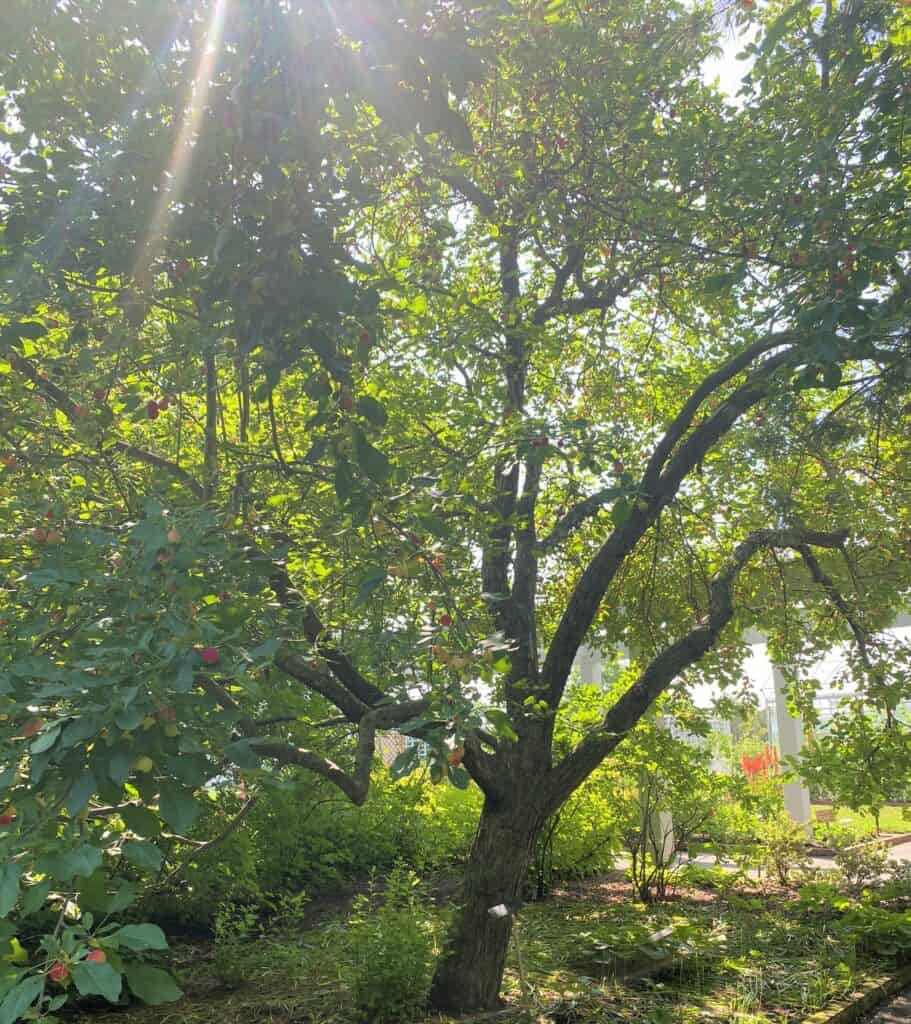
133;0;230;284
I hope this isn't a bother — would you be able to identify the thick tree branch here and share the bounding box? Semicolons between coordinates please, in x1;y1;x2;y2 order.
274;648;370;723
439;172;497;220
201;671;429;805
538;272;635;321
545;527;850;810
542;347;797;704
539;484;617;553
532;244;583;324
641;331;795;490
250;546;389;708
540;334;796;554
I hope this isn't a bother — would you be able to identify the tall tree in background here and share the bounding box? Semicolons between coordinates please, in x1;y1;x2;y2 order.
0;0;909;1015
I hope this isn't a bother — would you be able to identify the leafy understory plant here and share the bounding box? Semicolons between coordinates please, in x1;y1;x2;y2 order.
756;815;811;887
345;866;436;1023
0;912;181;1024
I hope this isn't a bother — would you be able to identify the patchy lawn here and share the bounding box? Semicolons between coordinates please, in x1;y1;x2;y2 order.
74;872;908;1024
812;805;911;839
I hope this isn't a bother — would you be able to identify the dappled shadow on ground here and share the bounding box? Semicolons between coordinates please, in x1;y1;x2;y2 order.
75;875;898;1024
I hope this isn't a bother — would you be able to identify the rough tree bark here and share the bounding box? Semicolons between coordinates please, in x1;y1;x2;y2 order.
428;788;548;1013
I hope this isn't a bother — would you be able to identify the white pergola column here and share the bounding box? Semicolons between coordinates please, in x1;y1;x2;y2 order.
771;663;812;833
650;714;677;864
575;644;602;686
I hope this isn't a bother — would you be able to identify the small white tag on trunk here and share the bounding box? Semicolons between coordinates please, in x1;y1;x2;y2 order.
488;903;510;918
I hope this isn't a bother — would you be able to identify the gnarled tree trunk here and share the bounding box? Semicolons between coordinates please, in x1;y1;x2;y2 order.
429;793;545;1013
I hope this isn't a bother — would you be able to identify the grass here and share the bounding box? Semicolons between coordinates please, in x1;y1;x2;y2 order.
812;804;911;838
72;870;911;1024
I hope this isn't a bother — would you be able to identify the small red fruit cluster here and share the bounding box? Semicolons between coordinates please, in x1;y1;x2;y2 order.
147;396;171;420
48;961;69;983
195;646;220;666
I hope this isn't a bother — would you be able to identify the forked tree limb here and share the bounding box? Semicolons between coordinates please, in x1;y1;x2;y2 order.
544;526;850;811
200;673;430;805
541;347;798;705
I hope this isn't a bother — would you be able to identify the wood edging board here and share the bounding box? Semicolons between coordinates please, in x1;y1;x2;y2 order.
810;833;911;858
800;961;911;1024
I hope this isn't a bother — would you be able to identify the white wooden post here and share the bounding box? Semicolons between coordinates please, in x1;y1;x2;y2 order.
771;663;812;834
575;644;602;686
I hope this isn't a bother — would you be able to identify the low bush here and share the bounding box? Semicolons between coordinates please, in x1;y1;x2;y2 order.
147;770;481;927
756;814;811;885
345;866;437;1022
828;827;890;893
834;905;911;960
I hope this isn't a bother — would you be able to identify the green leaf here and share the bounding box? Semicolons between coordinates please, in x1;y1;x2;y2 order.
6;321;47;342
120;805;162;837
449;765;471;790
0;964;22;1005
0;865;21;918
122;840;162;872
486;708;518;743
105;881;138;915
72;960;122;1003
111;923;168;952
703;271;738;295
355;567;386;604
353;429;392;484
610;497;632;528
389;746;420;780
158;786;200;835
29;723;61;754
334;457;356;503
223;738;262;770
760;0;809;54
356;395;388;428
66;770;97;816
108;747;132;785
0;975;43;1024
124;964;182;1006
36;845;102;881
19;879;51;916
114;705;145;731
247;638;282;662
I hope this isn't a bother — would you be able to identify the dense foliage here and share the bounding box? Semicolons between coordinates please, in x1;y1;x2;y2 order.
1;0;910;1016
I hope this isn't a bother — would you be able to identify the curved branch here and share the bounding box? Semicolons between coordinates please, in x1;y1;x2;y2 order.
539;336;796;555
541;347;796;704
796;544;870;665
544;526;850;811
641;331;795;490
201;671;430;805
275;648;370;723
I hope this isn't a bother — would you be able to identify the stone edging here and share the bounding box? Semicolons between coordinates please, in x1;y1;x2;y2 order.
800;962;911;1024
810;833;911;858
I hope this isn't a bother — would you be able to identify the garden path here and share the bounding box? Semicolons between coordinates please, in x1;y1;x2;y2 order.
865;986;911;1022
680;838;911;874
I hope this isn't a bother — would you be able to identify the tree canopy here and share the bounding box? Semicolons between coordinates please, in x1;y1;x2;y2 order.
0;0;909;1016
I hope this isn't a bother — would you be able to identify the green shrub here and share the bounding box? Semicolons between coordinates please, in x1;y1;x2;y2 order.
827;827;890;893
834;905;911;959
150;770;481;928
345;866;436;1022
756;814;810;885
